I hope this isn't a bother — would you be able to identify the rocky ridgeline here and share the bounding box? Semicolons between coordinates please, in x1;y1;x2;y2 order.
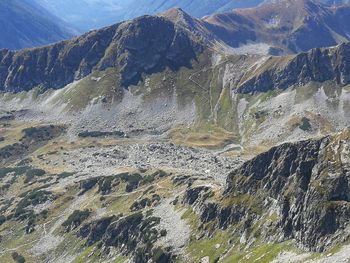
79;213;174;263
183;129;350;252
2;1;350;94
0;12;202;92
237;42;350;93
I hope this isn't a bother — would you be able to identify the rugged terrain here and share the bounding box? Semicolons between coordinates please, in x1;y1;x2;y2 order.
1;1;350;263
1;102;350;263
204;0;350;53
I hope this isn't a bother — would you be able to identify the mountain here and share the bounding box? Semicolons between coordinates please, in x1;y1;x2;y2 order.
2;1;350;93
204;0;350;53
0;0;77;50
1;4;350;145
2;2;350;263
186;128;350;253
0;10;203;92
236;42;350;93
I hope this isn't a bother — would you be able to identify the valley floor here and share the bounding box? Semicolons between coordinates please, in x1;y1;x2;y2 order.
0;113;349;263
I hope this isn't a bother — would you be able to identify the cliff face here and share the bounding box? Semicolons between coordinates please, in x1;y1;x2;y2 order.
227;131;350;251
184;129;350;252
0;26;117;92
237;42;350;93
98;14;202;87
0;12;202;92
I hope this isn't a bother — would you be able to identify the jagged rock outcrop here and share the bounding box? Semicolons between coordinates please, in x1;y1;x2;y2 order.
225;130;350;251
0;25;117;92
79;212;174;263
101;14;202;87
0;11;203;92
185;129;350;252
237;42;350;93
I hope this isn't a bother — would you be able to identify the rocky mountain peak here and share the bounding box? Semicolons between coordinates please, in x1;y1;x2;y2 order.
236;41;350;93
161;7;188;20
160;7;209;36
223;129;350;251
0;11;204;92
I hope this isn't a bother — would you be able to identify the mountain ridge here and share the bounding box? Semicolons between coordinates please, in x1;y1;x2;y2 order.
236;42;350;93
2;2;350;93
0;12;203;92
205;0;350;53
1;2;350;262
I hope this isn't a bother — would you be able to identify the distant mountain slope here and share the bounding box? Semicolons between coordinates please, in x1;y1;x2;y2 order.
0;0;76;50
204;0;350;53
35;0;266;32
123;0;266;19
320;0;350;4
35;0;131;32
34;0;350;33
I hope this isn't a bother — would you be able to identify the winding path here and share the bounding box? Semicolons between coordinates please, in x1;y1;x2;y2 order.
188;42;229;124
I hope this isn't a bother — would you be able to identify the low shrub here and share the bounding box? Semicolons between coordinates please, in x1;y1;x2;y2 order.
62;210;91;232
11;252;25;263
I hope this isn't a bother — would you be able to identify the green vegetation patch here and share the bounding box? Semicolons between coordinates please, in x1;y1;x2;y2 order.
0;125;65;162
115;172;143;192
51;68;123;110
0;215;6;225
79;177;99;195
222;241;291;263
24;168;46;183
0;166;30;178
129;194;161;211
11;252;26;263
222;194;263;215
14;190;52;219
78;130;126;138
181;208;201;232
98;176;116;195
22;125;64;140
57;172;75;179
62;210;91;232
130;198;152;211
151;169;169;179
187;231;231;263
299;117;312;131
151;247;172;263
79;170;168;197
